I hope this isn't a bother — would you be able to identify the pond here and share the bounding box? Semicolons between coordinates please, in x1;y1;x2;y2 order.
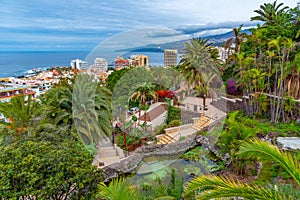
126;148;217;186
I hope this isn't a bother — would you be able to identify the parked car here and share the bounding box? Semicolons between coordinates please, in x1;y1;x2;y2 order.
127;107;139;115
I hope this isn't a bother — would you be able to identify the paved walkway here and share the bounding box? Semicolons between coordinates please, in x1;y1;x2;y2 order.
93;137;125;168
156;98;227;144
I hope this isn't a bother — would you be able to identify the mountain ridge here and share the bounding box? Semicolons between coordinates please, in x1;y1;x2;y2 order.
117;29;251;53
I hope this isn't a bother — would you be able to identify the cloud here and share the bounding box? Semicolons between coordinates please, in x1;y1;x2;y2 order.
1;0;299;50
175;21;258;35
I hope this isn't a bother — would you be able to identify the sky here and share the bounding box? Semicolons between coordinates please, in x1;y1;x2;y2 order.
0;0;299;51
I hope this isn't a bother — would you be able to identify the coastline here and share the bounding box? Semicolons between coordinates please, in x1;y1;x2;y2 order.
0;51;166;78
0;51;89;78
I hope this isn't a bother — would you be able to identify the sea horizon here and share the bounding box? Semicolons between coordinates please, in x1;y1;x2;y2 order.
0;51;167;78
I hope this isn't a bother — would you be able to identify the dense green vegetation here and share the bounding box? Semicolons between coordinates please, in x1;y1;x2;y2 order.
0;1;299;199
0;130;102;199
223;1;300;122
184;139;300;200
0;74;111;198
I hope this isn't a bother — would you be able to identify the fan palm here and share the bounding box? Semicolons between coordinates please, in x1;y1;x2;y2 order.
184;139;300;200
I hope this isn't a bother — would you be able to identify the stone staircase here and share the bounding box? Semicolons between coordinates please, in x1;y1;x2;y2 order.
192;113;213;131
157;133;177;144
93;138;125;168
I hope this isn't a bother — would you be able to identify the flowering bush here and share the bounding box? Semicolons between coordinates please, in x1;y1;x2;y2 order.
226;78;237;95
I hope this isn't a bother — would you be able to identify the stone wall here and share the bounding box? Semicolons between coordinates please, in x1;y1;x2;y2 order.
211;96;247;113
102;134;222;182
211;96;300;119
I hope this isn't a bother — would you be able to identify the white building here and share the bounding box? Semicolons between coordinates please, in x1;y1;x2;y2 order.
216;47;233;61
70;59;89;70
91;58;108;73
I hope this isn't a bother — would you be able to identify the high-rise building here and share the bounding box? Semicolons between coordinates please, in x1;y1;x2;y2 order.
298;1;300;9
70;59;88;70
164;49;178;66
92;58;108;72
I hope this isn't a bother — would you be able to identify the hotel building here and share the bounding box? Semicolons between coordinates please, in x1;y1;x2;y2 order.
70;59;89;70
164;49;178;66
91;58;108;73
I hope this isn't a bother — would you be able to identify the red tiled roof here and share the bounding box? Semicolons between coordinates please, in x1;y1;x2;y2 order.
139;104;167;121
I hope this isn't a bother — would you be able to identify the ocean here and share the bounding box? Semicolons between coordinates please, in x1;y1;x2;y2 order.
0;51;88;78
0;51;166;78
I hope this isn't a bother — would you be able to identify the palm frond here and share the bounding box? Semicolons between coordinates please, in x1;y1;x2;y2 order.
184;175;286;200
238;139;300;186
98;178;138;200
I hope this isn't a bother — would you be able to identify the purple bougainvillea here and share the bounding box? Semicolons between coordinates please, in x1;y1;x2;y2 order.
226;78;237;95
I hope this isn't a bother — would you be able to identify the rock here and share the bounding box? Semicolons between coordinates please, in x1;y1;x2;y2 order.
277;137;300;150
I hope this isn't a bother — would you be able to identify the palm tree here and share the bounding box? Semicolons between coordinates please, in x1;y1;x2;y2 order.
0;94;38;132
225;24;246;54
178;38;220;107
98;178;138;200
184;139;300;199
40;77;74;126
72;73;112;146
98;178;177;200
129;83;157;132
268;36;295;122
40;74;112;149
250;1;289;26
238;139;300;186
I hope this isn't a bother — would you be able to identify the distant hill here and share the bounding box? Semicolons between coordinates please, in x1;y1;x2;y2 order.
117;29;251;53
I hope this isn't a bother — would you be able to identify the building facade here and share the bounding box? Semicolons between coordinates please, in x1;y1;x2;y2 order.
216;47;233;61
130;54;149;67
91;58;108;73
70;59;89;70
114;56;130;70
164;49;178;66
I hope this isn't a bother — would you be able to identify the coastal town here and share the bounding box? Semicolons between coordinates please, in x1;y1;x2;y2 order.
0;1;300;199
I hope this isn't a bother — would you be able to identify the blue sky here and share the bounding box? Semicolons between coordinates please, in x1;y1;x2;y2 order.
0;0;298;51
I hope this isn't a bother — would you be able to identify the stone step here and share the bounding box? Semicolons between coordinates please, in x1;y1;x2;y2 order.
98;149;118;158
194;121;211;127
159;134;177;144
159;137;170;144
99;142;114;148
157;140;165;144
164;134;175;140
98;156;120;166
98;146;115;151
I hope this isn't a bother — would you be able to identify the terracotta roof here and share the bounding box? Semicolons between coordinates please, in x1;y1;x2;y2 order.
139;104;167;122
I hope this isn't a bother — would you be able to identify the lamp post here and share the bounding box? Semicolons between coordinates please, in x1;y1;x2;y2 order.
203;94;207;110
112;124;117;145
123;130;127;155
